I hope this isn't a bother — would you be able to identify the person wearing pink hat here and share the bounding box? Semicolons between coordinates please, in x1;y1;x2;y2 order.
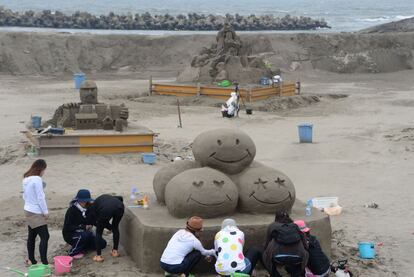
294;220;330;277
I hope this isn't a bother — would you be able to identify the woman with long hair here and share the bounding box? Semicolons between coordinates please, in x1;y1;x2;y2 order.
23;159;49;265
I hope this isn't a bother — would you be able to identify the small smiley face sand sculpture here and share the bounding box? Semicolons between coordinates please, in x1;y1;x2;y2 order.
165;167;238;218
192;128;256;175
232;162;296;213
153;129;296;218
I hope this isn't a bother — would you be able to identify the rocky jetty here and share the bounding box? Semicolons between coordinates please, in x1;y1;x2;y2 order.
0;7;330;31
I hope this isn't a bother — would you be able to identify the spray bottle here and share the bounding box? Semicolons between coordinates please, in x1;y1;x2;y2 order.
305;199;313;216
130;187;138;201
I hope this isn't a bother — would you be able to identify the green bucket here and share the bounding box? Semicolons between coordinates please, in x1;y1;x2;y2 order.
230;273;250;277
218;80;231;87
28;264;51;277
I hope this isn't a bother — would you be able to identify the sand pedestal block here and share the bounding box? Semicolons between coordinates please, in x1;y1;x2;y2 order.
119;197;331;274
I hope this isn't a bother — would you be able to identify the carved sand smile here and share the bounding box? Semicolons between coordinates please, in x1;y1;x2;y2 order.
210;149;251;163
187;194;232;206
250;191;292;205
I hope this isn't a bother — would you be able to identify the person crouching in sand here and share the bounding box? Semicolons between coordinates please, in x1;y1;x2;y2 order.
160;216;215;277
62;189;107;259
23;159;49;265
87;194;124;262
294;220;330;277
214;218;262;276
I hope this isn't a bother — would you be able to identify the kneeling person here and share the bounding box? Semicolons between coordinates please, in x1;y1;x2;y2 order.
215;218;262;276
62;189;106;258
160;216;215;277
294;220;330;277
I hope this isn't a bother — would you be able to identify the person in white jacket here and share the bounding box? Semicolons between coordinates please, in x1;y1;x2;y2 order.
160;216;215;277
221;92;239;118
22;159;49;265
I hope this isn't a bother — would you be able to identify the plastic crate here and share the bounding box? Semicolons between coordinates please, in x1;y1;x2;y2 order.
312;197;338;210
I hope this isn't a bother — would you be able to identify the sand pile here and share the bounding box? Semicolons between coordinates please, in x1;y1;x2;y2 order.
0;144;22;165
132;94;347;112
360;16;414;33
0;31;413;76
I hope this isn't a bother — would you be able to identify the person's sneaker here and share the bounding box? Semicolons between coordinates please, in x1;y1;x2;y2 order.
93;255;104;262
72;253;84;259
111;249;120;257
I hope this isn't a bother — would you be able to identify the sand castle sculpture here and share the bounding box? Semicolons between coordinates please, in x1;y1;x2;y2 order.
47;80;129;131
153;129;296;218
178;23;273;83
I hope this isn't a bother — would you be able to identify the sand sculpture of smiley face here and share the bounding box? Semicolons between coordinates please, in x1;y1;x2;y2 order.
153;160;201;204
164;167;238;218
233;162;296;213
192;129;256;175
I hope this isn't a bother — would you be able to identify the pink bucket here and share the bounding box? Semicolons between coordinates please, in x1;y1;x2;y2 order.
53;256;73;275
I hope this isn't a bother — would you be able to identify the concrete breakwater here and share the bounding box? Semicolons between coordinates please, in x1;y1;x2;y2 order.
0;7;330;31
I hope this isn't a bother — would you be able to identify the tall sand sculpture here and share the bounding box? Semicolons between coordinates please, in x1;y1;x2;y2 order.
178;23;273;83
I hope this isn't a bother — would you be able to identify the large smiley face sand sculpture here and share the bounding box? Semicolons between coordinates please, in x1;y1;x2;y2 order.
153;128;296;217
164;167;238;218
232;162;296;213
192;128;256;175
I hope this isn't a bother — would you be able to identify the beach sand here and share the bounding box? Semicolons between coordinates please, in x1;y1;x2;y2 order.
0;69;413;276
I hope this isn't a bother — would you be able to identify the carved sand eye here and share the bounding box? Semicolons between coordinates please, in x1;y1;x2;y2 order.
275;177;286;187
236;138;240;145
213;180;225;187
254;178;268;189
192;181;204;187
217;139;222;146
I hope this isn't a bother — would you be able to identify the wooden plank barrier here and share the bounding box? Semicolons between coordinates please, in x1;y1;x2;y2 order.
152;82;299;102
24;131;155;155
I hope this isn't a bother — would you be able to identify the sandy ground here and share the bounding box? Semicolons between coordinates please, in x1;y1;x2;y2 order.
0;70;413;276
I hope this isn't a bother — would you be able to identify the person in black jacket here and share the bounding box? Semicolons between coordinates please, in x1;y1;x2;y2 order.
263;211;309;277
294;220;330;277
87;194;124;262
62;189;106;258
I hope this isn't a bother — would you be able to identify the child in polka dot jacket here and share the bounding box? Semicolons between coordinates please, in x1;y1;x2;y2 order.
214;219;262;276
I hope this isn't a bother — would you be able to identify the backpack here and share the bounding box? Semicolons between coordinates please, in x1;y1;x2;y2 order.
272;223;301;245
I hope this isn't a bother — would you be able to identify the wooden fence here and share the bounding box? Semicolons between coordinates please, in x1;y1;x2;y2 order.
150;81;300;103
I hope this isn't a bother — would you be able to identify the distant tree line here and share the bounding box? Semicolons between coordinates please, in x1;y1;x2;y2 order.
0;7;330;31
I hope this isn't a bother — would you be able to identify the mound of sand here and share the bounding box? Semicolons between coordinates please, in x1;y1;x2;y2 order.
360;16;414;33
0;31;413;76
132;94;347;112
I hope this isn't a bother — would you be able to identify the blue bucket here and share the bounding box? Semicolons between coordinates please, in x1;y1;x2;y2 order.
73;73;86;89
260;77;270;86
31;116;42;129
142;153;156;164
358;242;375;259
298;123;313;143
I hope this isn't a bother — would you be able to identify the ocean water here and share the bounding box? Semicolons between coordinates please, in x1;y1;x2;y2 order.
0;0;413;31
